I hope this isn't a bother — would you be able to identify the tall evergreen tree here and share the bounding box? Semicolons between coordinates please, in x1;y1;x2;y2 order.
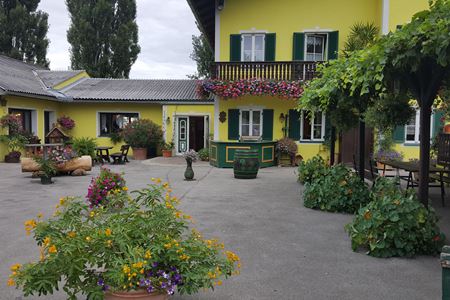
66;0;140;78
189;31;214;79
0;0;49;66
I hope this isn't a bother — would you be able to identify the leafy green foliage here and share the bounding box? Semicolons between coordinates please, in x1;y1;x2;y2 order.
0;0;49;65
198;148;209;161
303;164;370;213
72;137;97;158
9;180;240;297
297;155;329;184
121;119;163;148
109;131;123;145
345;177;445;257
66;0;140;78
189;32;214;79
343;22;379;56
33;156;56;177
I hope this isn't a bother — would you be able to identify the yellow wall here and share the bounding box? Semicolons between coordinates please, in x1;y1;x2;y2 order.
219;0;382;61
164;104;215;146
53;71;90;90
0;95;62;159
393;143;420;161
389;0;429;31
217;95;327;161
63;102;163;154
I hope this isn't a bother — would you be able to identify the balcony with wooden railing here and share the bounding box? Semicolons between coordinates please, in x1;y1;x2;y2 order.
210;61;319;81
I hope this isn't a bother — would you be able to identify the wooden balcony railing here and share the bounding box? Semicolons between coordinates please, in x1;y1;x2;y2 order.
211;61;319;81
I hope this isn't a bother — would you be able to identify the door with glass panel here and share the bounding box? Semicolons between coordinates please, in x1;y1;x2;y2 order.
177;117;188;154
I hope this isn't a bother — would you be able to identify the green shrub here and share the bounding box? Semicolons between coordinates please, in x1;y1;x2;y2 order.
72;137;97;158
297;155;329;184
345;177;445;257
122;119;163;148
303;164;370;213
198;148;209;161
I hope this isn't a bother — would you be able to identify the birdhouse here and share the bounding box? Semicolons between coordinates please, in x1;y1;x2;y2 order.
45;127;70;144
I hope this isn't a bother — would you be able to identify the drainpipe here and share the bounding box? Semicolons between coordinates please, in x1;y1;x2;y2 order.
382;0;390;35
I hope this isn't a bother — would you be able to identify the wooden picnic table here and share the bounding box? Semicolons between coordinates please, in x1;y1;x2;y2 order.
95;146;113;164
378;159;445;189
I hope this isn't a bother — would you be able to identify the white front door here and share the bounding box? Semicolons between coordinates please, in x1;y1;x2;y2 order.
177;117;188;154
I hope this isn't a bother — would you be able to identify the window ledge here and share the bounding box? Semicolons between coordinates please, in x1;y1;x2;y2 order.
403;142;420;146
298;140;324;144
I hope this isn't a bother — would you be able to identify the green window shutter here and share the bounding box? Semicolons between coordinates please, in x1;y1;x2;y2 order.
262;109;274;140
230;34;241;62
393;125;405;143
293;33;305;61
264;33;276;62
328;31;339;60
433;111;444;138
228;109;240;140
288;109;301;140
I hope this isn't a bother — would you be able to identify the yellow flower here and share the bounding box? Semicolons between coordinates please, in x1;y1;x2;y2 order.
183;214;192;220
123;265;130;274
163;182;169;188
208;271;216;279
10;264;21;272
105;228;112;236
144;250;152;259
68;231;76;238
225;251;240;262
53;210;61;217
37;213;43;219
164;243;172;249
122;186;128;191
179;254;189;260
59;197;65;206
48;245;57;254
175;211;182;218
216;280;222;286
167;188;173;193
7;278;15;286
156;178;162;184
89;211;95;218
151;177;156;181
43;237;51;247
140;269;144;274
85;236;92;242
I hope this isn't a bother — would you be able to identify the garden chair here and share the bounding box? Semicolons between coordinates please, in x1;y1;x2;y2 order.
110;145;130;164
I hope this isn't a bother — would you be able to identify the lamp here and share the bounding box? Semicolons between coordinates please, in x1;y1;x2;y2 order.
217;0;225;10
279;113;286;123
166;116;171;125
219;111;227;123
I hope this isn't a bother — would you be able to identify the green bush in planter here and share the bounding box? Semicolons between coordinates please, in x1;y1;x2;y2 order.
303;164;370;213
297;155;329;184
72;137;97;158
198;148;209;161
345;177;445;258
122;119;163;149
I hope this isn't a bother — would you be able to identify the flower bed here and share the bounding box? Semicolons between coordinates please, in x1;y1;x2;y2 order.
8;177;240;297
199;79;305;99
87;168;126;207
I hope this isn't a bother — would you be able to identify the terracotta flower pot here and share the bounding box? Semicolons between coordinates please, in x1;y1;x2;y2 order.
105;290;168;300
132;147;147;160
162;150;172;158
444;124;450;134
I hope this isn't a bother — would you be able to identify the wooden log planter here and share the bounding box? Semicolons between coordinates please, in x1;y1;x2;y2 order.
21;155;92;173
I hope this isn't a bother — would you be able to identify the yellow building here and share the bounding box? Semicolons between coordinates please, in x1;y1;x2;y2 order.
187;0;439;167
0;55;213;161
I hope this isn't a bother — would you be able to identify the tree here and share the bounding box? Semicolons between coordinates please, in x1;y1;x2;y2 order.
189;31;214;79
302;0;450;205
66;0;140;78
0;0;49;66
343;22;379;57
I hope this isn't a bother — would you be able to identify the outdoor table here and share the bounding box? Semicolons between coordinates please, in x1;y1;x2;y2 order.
95;146;113;163
378;159;445;189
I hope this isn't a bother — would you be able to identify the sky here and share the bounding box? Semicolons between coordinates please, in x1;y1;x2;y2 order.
38;0;200;79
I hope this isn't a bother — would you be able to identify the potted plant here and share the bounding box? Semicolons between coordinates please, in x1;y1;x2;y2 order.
183;150;198;180
122;119;163;160
276;137;297;167
57;115;76;131
0;135;27;163
198;148;209;161
34;156;57;184
161;142;174;158
8;173;240;298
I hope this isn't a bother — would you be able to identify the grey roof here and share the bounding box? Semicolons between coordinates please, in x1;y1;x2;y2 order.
36;70;84;88
63;78;212;102
0;55;54;98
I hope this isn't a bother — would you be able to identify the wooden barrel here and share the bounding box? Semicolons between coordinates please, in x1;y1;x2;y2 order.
233;150;260;179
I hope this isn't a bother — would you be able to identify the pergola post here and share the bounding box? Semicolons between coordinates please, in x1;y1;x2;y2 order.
359;120;365;181
418;104;432;207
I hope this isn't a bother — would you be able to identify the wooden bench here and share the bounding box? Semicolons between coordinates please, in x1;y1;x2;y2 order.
110;145;130;164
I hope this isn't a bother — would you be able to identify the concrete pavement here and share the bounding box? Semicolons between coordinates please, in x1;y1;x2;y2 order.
0;160;448;300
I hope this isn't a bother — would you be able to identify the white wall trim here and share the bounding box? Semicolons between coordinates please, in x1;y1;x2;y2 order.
8;106;38;135
382;0;390;34
42;109;56;139
214;1;221;61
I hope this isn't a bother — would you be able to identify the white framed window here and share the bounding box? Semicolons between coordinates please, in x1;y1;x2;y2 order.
300;111;325;141
240;109;262;137
305;34;327;61
99;112;139;136
241;34;265;62
404;109;434;143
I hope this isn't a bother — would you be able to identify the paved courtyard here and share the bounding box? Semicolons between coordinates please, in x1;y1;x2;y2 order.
0;160;449;300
